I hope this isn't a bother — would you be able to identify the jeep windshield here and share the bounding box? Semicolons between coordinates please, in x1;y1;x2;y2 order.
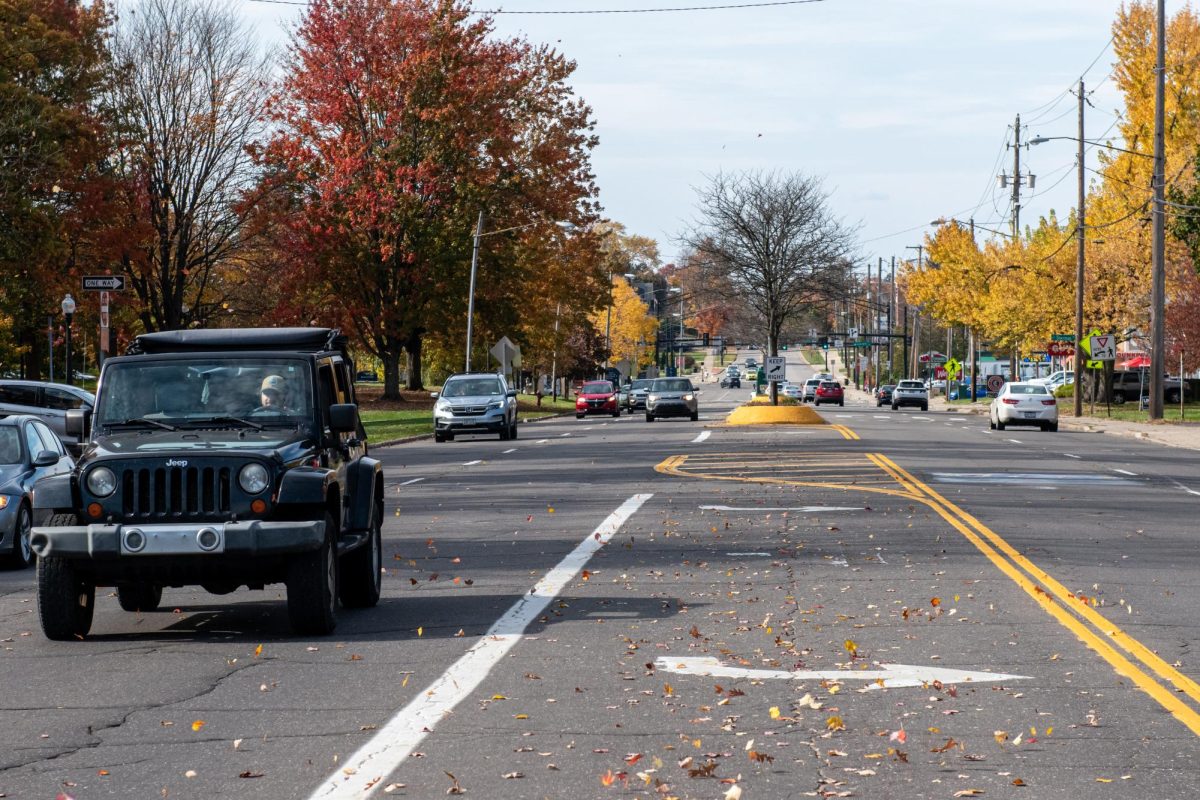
95;357;314;428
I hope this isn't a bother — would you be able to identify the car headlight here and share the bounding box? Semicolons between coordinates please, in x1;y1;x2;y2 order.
86;466;117;498
648;394;658;402
683;393;694;401
487;401;502;411
0;496;8;510
238;463;270;494
435;400;453;417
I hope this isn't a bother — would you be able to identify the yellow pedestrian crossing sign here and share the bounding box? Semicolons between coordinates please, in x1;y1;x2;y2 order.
1079;328;1104;369
944;358;961;381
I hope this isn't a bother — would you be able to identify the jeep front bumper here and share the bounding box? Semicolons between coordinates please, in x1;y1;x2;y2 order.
30;519;326;560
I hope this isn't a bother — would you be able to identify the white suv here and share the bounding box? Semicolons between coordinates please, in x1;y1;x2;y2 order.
891;379;929;411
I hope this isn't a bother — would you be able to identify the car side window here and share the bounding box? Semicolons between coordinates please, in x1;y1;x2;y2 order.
32;422;63;456
44;387;84;411
24;424;42;460
317;362;336;427
0;385;39;406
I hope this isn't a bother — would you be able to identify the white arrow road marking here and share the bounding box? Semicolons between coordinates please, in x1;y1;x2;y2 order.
1064;453;1082;459
1168;478;1200;497
502;448;517;454
398;478;424;486
309;493;653;800
1006;439;1023;444
691;431;711;444
700;505;864;513
1112;468;1137;476
462;460;482;466
655;657;1029;689
536;439;549;444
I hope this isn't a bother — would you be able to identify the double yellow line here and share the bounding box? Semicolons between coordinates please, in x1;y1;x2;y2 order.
830;424;859;440
869;452;1200;735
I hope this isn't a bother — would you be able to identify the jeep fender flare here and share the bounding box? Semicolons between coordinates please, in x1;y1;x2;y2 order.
346;458;383;532
277;467;339;509
32;473;75;511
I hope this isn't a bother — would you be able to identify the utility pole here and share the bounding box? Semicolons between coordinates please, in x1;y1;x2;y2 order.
905;245;923;379
888;256;895;379
1149;0;1167;419
1074;79;1086;418
465;210;484;372
1012;113;1022;240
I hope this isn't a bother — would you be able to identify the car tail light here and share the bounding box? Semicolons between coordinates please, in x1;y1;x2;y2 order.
1041;399;1057;406
1002;398;1019;405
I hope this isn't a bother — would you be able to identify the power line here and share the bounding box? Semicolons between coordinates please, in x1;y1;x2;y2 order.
243;0;828;10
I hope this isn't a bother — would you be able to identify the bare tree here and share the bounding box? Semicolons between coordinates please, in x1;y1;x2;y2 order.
683;171;858;384
110;0;270;331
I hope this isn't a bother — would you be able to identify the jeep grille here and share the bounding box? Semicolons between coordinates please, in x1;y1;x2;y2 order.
122;466;232;519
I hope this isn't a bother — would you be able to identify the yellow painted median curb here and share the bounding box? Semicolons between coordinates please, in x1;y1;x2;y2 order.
726;404;826;425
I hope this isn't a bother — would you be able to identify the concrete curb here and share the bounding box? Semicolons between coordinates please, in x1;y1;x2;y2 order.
371;409;577;449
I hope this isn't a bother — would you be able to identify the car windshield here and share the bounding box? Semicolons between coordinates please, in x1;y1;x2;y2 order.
0;428;21;464
95;357;313;427
1009;384;1049;395
898;381;924;389
655;379;692;392
806;379;820;386
444;378;503;397
631;380;653;390
582;381;614;394
820;381;839;389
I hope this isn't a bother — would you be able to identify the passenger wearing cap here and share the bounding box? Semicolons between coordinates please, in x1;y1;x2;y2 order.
256;374;292;412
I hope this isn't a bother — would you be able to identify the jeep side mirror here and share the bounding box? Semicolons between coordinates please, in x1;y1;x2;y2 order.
33;450;59;467
329;403;358;433
65;408;90;439
430;391;439;399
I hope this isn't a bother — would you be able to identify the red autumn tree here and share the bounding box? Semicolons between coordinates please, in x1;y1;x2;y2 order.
262;0;599;396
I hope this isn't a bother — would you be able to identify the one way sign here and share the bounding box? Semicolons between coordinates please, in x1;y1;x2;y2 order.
82;275;126;291
764;355;786;382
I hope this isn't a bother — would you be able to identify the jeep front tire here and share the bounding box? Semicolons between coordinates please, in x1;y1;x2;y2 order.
37;513;95;640
287;511;338;635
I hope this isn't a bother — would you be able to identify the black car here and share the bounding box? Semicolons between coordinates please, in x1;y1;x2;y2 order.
720;375;741;388
875;384;895;407
29;328;384;640
0;415;74;569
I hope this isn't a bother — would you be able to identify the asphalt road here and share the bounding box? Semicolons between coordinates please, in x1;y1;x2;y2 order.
2;349;1199;799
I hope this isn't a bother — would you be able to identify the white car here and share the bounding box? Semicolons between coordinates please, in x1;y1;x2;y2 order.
1030;370;1075;389
781;382;802;399
802;378;821;402
990;382;1058;432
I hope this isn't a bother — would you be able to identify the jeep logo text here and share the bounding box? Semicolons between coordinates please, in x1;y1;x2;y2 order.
165;459;189;468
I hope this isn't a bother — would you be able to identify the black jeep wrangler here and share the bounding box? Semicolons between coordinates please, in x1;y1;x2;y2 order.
29;328;384;639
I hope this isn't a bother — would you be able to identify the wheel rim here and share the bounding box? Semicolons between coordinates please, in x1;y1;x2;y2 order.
17;507;31;564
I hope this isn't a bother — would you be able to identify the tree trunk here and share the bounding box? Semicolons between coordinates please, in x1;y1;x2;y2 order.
404;329;425;391
382;351;403;399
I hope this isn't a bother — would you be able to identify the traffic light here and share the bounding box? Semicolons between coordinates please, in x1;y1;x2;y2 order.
819;337;829;350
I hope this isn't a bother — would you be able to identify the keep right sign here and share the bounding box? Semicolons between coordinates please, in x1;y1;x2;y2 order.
1088;334;1117;361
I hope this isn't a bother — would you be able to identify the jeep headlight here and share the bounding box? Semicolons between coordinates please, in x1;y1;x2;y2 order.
238;463;270;495
648;394;659;403
683;393;694;402
86;466;117;498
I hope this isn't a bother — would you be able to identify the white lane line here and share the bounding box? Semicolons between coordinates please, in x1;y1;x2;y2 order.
1064;453;1082;459
912;416;932;421
462;460;482;466
1006;439;1023;444
1112;468;1137;476
560;432;571;437
398;478;424;486
726;552;771;557
502;448;517;454
691;431;711;444
1168;478;1200;497
308;493;653;800
536;439;549;444
873;415;890;420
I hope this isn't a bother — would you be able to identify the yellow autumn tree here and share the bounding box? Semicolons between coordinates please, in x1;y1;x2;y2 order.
588;277;658;371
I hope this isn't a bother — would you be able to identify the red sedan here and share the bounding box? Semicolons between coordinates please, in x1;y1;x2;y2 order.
576;380;621;418
814;380;844;407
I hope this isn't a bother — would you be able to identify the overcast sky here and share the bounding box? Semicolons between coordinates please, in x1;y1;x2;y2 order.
238;0;1155;271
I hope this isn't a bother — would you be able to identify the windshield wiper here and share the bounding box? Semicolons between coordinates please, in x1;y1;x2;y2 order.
108;417;177;431
187;416;264;431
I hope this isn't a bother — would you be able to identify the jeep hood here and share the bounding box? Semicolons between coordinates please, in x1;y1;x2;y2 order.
88;428;313;458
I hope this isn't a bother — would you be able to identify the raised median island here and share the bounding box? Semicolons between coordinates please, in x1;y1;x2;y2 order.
726;398;826;425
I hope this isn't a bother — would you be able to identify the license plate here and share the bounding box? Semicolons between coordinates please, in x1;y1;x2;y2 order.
1023;412;1036;419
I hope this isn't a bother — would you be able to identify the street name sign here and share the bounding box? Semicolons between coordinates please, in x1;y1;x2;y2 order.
1051;333;1075;342
764;355;786;382
82;275;126;291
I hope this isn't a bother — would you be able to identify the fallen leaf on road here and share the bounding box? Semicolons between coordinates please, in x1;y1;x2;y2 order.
445;771;464;794
600;769;616;787
501;772;523;779
889;729;907;744
724;785;743;800
769;706;781;720
931;738;957;753
1012;778;1026;786
184;770;197;778
238;771;264;779
953;791;984;797
191;721;205;732
826;715;846;732
254;644;263;658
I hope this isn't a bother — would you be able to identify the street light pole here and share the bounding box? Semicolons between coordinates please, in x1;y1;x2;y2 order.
465;210;484;373
61;294;76;386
